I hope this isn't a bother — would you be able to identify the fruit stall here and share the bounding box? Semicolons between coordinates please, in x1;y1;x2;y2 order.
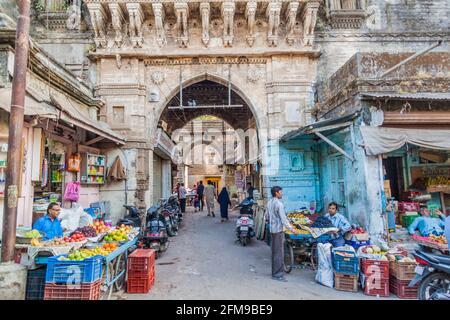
16;221;141;300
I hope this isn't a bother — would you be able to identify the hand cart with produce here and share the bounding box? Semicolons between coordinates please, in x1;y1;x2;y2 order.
282;212;336;272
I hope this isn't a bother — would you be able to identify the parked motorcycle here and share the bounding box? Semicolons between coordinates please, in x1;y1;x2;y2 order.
235;198;256;246
139;205;169;258
410;247;450;300
121;205;144;228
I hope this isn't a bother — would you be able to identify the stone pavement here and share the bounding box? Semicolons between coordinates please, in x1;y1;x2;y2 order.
114;205;394;300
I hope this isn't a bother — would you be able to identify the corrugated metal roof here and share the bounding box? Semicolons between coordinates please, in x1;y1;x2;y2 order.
361;92;450;101
280;112;360;143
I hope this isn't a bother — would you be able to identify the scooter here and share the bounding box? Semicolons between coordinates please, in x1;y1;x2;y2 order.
410;246;450;300
235;197;256;246
121;205;144;228
139;205;169;258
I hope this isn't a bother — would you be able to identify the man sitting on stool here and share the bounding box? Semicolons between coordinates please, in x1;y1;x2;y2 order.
324;202;351;247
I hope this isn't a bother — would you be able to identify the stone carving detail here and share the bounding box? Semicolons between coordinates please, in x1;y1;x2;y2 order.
221;1;236;47
247;65;263;83
286;2;299;46
126;3;144;48
266;1;281;47
327;0;367;29
109;3;125;47
151;71;165;85
200;2;210;46
302;1;320;46
116;54;122;69
152;3;166;47
174;2;189;47
87;4;107;48
245;1;257;47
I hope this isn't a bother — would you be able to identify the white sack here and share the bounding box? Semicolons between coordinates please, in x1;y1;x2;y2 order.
315;242;334;288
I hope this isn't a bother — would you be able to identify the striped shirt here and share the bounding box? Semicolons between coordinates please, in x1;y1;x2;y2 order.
265;198;293;233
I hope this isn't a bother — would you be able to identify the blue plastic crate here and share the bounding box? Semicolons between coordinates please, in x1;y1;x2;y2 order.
345;239;371;250
46;254;103;284
332;252;359;275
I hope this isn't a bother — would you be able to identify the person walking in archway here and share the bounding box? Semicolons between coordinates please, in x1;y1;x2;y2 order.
204;180;216;217
196;181;205;212
178;183;187;213
218;186;231;222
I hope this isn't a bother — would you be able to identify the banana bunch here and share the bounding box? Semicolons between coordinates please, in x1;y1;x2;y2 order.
287;213;305;219
426;176;449;187
31;238;41;246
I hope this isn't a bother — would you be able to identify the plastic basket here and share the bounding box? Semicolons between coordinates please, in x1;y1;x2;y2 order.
363;277;389;297
361;259;389;280
44;280;101;300
128;264;155;280
389;276;418;299
345;239;371;250
127;249;156;276
334;272;358;292
332;252;359;275
389;260;417;281
127;274;155;294
25;267;47;300
401;215;419;228
46;255;103;284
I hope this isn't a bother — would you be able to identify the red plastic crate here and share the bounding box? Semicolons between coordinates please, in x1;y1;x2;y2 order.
361;259;389;280
389;276;418;299
127;274;154;294
128;249;155;276
128;264;155;279
364;278;390;297
44;280;101;300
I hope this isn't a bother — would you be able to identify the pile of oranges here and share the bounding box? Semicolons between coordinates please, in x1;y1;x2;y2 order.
102;243;118;252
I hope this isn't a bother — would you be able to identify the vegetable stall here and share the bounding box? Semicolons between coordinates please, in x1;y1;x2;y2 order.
16;220;144;300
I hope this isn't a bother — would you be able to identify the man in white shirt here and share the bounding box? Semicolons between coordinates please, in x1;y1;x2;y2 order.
178;183;187;213
265;186;298;282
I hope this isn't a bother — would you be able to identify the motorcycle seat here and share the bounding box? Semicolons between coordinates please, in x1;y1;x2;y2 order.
421;251;450;265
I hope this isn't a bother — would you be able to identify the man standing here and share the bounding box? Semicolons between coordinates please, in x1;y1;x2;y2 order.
178;183;187;213
324;202;351;247
265;186;298;282
196;181;205;212
204;180;216;217
246;182;255;199
33;203;63;241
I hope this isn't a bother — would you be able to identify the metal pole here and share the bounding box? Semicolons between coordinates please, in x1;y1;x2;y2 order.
380;40;443;78
228;65;231;107
1;0;31;263
179;66;183;108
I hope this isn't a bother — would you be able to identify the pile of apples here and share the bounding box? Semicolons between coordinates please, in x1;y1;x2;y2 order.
63;231;85;243
93;220;110;234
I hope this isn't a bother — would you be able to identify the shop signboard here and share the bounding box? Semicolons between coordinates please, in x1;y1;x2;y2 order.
421;165;450;177
235;171;244;190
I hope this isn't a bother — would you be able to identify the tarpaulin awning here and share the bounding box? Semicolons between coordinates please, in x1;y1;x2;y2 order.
360;126;450;156
107;156;126;182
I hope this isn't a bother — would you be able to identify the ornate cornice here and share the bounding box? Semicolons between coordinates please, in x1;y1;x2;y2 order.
315;31;450;41
95;83;147;96
143;56;268;66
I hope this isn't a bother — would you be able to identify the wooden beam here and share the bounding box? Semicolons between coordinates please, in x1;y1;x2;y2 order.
306;121;354;134
314;132;355;162
84;136;105;146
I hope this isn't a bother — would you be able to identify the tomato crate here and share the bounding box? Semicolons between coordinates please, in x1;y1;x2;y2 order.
45;254;103;284
332;252;359;275
127;274;155;294
389;276;418;299
361;259;389;280
127;264;155;280
389;260;417;281
44;280;101;300
25;267;47;300
363;277;390;297
127;249;155;276
334;272;358;292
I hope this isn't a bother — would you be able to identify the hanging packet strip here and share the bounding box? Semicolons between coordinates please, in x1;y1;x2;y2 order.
63;181;81;202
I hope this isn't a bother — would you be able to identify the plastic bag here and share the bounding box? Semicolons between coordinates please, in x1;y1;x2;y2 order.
60;203;85;232
63;181;80;202
315;243;334;288
79;211;94;228
67;153;81;172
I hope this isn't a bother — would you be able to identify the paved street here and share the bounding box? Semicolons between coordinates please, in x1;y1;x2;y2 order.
114;205;393;300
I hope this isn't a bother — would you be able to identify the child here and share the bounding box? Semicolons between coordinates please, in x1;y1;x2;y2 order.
194;194;200;212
